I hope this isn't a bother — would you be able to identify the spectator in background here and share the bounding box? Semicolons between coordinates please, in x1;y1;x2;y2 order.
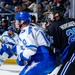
10;5;22;23
64;1;70;18
4;4;11;13
3;4;13;26
42;0;49;10
10;0;18;12
14;5;20;13
18;4;22;12
44;4;51;15
28;0;37;12
0;19;8;34
46;4;51;11
0;15;8;24
22;3;32;12
38;2;45;22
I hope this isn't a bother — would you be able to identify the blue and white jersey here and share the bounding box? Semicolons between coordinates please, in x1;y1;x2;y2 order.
2;31;19;45
17;25;50;60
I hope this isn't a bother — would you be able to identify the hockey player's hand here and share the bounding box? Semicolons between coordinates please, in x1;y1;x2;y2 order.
16;52;28;66
3;42;15;49
1;42;16;58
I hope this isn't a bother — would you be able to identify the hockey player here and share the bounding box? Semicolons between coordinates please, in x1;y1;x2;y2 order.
2;26;19;45
47;4;75;75
0;26;19;64
14;11;56;75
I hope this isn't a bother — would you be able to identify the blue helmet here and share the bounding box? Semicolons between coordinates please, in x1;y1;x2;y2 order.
8;26;14;31
15;12;31;24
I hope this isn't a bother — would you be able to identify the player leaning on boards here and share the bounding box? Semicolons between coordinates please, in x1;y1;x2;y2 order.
0;11;56;75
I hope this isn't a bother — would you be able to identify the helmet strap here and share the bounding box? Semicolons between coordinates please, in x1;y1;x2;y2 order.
19;22;26;28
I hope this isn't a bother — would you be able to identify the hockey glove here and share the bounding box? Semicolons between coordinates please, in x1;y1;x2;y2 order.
16;52;29;66
1;42;16;58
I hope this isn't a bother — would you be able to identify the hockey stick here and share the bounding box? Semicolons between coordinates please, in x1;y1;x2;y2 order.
8;47;17;56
